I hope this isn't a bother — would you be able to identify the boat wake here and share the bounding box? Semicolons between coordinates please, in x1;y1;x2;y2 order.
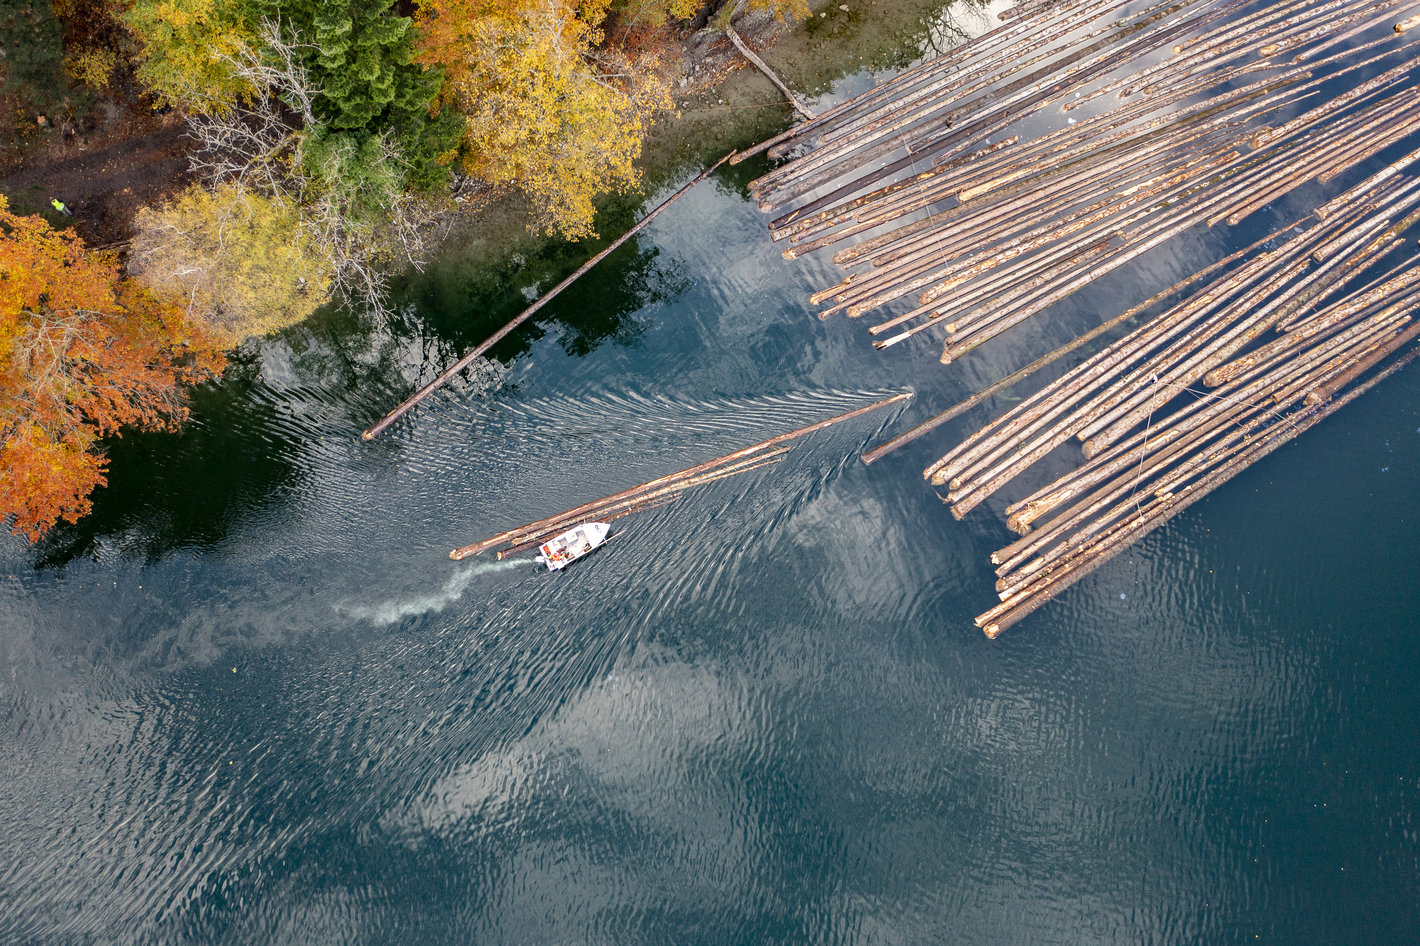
336;559;529;625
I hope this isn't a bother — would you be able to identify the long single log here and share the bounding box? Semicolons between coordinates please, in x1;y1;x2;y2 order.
492;450;790;559
448;392;911;559
495;496;683;559
363;151;737;441
489;447;794;555
725;24;815;121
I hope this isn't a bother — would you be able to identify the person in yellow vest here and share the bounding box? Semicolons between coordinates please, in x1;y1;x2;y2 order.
51;198;72;217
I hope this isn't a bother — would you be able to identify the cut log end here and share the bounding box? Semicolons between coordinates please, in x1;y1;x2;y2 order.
1005;515;1033;535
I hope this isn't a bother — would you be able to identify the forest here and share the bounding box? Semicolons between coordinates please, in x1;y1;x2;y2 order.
0;0;808;542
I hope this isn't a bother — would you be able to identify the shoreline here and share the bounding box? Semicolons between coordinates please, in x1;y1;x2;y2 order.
432;0;981;269
0;1;975;269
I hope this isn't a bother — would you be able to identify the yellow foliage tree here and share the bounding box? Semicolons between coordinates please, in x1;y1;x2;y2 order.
131;185;335;345
124;0;259;112
418;0;673;239
63;47;120;91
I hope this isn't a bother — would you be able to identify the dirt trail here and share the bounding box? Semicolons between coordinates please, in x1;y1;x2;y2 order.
1;113;190;247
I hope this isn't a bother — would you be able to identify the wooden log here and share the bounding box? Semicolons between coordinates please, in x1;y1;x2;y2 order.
757;0;1125;180
363;152;737;441
493;450;792;559
1068;206;1387;453
860;221;1302;464
978;345;1420;637
929;204;1338;492
449;392;910;558
748;0;1101;167
1307;319;1420;403
758;2;1219;215
996;298;1417;575
725;24;815;121
495;496;683;559
834;131;1243;322
773;137;1018;246
453;448;785;560
920;142;1397;485
922;242;1275;488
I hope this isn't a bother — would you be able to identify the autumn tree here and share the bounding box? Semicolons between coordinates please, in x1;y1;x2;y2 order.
0;196;224;542
130;184;334;345
417;0;673;239
128;22;452;333
123;0;262;112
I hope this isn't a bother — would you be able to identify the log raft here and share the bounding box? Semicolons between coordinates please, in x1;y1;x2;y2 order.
751;0;1420;634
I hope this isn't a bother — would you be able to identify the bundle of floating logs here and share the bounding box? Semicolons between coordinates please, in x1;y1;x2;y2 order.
938;153;1420;635
744;0;1420;365
743;0;1420;633
449;393;910;561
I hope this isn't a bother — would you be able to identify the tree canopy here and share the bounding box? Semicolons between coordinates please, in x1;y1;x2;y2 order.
417;0;673;238
124;0;263;112
0;196;225;542
131;184;335;345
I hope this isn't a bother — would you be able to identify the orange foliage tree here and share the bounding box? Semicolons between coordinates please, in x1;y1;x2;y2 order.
0;195;225;542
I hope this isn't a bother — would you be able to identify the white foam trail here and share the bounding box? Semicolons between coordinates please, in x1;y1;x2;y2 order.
337;559;530;625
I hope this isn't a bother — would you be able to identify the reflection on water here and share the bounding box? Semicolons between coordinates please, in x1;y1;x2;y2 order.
33;350;305;568
3;1;1420;943
389;191;690;366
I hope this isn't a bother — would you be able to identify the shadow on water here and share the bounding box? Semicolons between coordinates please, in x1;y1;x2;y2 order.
387;192;691;364
32;349;304;569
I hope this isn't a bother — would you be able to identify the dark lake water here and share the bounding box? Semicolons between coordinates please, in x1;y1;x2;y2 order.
4;3;1419;943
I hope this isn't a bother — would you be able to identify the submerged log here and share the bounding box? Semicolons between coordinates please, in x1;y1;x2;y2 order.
725;24;815;121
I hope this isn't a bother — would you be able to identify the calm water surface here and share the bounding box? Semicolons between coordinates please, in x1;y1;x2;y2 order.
3;3;1419;943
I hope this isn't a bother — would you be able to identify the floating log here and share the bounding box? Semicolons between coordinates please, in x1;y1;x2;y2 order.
449;392;912;560
363;151;737;441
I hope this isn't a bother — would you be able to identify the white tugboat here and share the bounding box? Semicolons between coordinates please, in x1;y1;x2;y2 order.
535;521;612;571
